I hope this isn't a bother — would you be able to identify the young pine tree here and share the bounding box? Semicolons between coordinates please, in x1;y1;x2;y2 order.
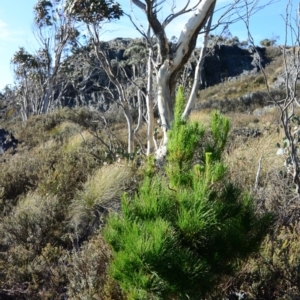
104;87;271;299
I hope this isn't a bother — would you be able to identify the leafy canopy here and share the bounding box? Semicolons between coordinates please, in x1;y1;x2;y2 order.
66;0;123;24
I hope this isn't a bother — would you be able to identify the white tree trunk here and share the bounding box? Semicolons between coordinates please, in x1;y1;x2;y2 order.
156;61;173;145
123;103;134;154
172;0;216;71
182;5;215;119
134;89;143;134
20;99;28;123
41;85;52;114
151;0;216;146
146;48;155;155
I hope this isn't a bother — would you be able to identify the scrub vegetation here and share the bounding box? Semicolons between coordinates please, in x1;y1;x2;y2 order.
1;0;300;299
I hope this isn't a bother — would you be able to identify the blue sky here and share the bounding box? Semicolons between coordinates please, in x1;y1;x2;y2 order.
0;0;296;91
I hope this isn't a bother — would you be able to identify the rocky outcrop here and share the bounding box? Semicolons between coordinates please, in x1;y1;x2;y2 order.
0;129;18;154
202;45;268;87
57;38;135;111
232;127;262;138
46;38;285;114
272;47;298;89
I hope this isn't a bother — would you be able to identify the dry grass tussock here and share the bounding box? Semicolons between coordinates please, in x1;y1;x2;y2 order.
198;75;267;102
189;109;213;127
37;121;85;152
69;164;133;238
48;121;80;136
1;191;61;246
225;112;260;128
191;109;280;130
225;129;283;188
64;130;93;153
227;107;280;129
0;191;69;298
0;152;46;203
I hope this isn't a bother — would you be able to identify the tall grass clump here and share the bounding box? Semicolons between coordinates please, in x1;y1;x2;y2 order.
104;86;272;299
69;164;132;241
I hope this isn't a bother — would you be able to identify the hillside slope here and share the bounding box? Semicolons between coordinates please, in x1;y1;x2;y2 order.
0;44;299;299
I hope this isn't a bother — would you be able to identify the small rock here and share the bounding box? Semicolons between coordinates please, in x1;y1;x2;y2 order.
0;128;18;154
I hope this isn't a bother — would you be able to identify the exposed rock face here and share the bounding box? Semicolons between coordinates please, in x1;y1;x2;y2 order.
58;38;134;111
272;47;297;89
232;127;262;138
0;129;18;154
253;105;277;117
202;45;267;87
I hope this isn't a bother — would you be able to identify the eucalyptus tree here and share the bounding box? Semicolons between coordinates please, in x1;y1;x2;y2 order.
123;34;157;154
122;38;157;154
66;0;142;153
122;33;157;154
11;0;78;122
64;0;270;155
129;0;217;146
129;0;271;150
123;39;148;80
34;0;79;114
11;47;41;122
0;85;16;121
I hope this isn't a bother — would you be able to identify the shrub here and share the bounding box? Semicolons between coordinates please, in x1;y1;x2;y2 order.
1;192;63;249
0;192;68;298
17;113;63;148
38;148;99;202
67;234;124;300
260;38;277;47
217;167;300;299
0;155;40;204
104;87;272;299
225;223;300;299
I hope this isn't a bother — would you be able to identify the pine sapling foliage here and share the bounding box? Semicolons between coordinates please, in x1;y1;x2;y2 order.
104;87;271;299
